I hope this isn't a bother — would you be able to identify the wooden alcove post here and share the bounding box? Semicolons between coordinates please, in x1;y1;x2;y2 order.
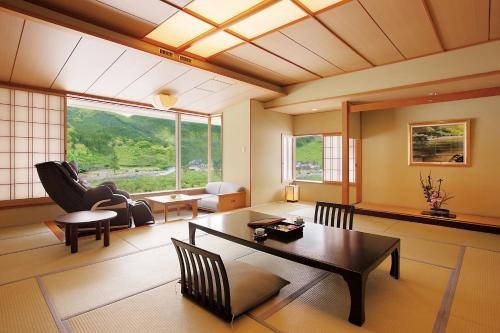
342;101;350;205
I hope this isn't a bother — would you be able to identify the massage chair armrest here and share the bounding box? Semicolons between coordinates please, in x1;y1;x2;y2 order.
82;186;128;211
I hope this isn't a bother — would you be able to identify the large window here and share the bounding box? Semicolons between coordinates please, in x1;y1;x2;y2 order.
180;115;208;189
67;100;176;193
282;134;356;183
66;99;221;194
210;115;222;181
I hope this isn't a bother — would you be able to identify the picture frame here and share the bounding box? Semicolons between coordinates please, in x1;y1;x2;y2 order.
408;119;470;166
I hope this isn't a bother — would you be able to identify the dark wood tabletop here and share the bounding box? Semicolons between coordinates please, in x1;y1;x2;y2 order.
55;210;117;224
188;210;400;326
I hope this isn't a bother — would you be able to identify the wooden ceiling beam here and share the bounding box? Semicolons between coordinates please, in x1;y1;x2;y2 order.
0;0;285;95
350;85;500;112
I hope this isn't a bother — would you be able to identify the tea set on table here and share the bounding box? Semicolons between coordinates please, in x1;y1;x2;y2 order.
253;216;305;240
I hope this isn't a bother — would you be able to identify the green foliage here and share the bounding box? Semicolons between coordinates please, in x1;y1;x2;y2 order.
295;136;322;164
67;107;221;193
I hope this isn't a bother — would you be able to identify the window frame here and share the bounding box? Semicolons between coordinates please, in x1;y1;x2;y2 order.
282;132;357;185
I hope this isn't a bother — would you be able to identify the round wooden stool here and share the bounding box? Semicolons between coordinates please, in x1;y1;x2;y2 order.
55;210;117;253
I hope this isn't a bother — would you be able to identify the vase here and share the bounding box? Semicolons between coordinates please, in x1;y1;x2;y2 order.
430;208;450;217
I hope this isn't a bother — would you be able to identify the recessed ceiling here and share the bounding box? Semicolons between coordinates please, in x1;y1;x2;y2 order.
186;31;243;58
145;10;213;48
227;0;307;39
186;0;265;25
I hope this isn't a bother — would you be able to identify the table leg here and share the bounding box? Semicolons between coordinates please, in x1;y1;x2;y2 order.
164;204;168;223
104;220;110;247
70;224;78;253
390;246;400;279
192;200;198;218
343;273;366;326
65;224;70;246
95;221;101;240
189;222;196;245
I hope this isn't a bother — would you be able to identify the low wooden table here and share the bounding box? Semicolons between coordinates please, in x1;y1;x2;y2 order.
55;210;117;253
145;194;200;222
188;210;400;326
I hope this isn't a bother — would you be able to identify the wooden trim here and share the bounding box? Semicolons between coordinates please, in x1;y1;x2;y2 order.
175;113;181;190
355;203;500;234
408;118;471;167
351;86;500;112
341;101;349;205
267;70;500;111
0;1;285;95
0;197;54;209
207;116;212;182
44;220;65;241
355;138;362;203
421;0;445;51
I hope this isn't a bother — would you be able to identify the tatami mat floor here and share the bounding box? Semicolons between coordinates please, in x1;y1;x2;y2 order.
0;202;499;333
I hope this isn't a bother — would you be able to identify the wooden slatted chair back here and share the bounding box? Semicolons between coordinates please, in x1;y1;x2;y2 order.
171;238;232;321
314;202;355;230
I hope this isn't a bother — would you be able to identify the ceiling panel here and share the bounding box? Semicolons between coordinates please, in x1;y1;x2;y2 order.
186;0;264;25
169;0;192;7
222;43;318;84
359;0;442;58
492;0;500;39
117;60;189;101
24;0;156;38
318;0;404;65
52;36;126;92
280;18;371;72
227;0;307;39
175;88;214;108
144;69;214;101
213;53;295;86
145;11;213;48
97;0;177;25
0;12;24;82
87;48;162;97
427;0;489;49
196;79;231;92
186;31;243;58
254;31;343;77
10;20;81;87
298;0;344;13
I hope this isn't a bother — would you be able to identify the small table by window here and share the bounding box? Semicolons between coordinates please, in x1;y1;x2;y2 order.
55;210;117;253
145;194;200;222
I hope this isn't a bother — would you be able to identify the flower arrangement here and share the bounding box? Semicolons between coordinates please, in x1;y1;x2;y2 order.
419;171;453;211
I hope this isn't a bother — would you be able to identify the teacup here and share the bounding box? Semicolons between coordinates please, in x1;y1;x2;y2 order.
255;228;266;237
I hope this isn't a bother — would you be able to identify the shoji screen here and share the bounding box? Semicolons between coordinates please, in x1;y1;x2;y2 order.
0;87;65;201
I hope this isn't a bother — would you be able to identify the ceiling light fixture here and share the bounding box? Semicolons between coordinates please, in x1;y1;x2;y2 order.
152;94;177;110
312;108;319;111
186;31;243;57
145;11;213;48
186;0;265;25
227;0;307;39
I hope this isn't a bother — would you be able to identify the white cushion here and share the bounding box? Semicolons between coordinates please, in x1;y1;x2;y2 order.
225;261;289;316
205;182;222;194
199;196;218;211
219;182;244;194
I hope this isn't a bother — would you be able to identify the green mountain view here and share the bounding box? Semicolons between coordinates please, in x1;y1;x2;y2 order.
67;107;221;193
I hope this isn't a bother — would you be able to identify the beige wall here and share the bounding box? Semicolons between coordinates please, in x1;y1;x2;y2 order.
0;203;64;227
222;100;251;206
296;182;356;204
362;95;500;217
250;100;293;205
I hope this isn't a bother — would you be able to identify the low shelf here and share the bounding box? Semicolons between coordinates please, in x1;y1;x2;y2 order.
355;203;500;234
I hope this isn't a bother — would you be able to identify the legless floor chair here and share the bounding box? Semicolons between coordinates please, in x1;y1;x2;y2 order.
171;238;289;321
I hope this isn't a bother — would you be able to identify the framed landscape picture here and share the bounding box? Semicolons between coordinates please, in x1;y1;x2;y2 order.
409;119;470;166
